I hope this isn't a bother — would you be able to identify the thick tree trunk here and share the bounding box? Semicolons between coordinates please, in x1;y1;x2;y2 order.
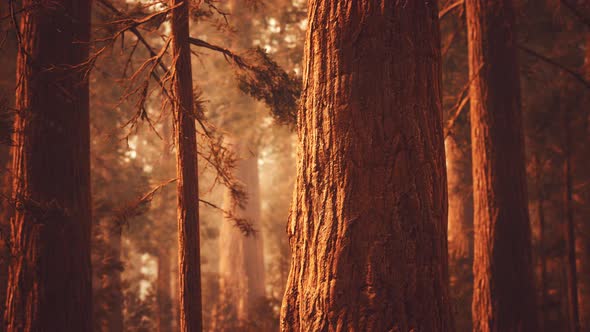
218;140;265;327
445;134;473;332
100;220;124;332
158;246;173;332
281;1;453;331
466;1;538;331
170;0;202;331
4;1;93;331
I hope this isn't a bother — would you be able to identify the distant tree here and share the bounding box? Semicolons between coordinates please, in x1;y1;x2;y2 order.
216;139;265;330
4;0;93;330
281;1;453;330
465;1;538;331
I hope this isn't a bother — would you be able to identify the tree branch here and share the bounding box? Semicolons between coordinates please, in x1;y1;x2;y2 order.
439;0;464;19
518;44;590;89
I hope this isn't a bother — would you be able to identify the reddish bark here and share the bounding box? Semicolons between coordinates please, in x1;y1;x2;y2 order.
4;0;93;330
281;1;453;330
563;97;580;332
466;1;538;331
170;0;203;330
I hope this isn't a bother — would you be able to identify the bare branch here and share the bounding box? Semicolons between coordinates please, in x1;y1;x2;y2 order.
439;0;464;19
518;44;590;90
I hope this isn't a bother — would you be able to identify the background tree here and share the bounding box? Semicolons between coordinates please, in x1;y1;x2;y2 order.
4;0;93;330
466;0;538;331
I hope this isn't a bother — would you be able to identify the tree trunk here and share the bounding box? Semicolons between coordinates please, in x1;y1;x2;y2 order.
100;220;124;332
158;246;173;332
578;33;590;332
466;1;538;331
4;1;93;331
170;0;202;330
446;135;473;261
280;1;453;331
445;134;473;332
535;156;548;332
563;98;580;332
218;140;265;327
1;159;11;329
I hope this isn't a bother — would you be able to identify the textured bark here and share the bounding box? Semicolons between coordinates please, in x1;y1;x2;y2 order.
170;0;202;330
445;134;473;332
99;221;124;332
4;0;93;331
281;1;453;331
218;140;265;326
466;1;538;331
157;246;173;332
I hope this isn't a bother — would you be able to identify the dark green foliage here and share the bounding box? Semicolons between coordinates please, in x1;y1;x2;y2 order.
236;47;301;126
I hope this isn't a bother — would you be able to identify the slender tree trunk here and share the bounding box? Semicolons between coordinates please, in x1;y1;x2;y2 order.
577;33;590;332
281;1;453;330
170;0;202;330
218;140;265;327
535;156;548;332
466;1;538;331
0;159;11;329
4;1;93;331
156;118;174;332
100;220;124;332
446;135;472;261
445;134;473;332
158;246;173;332
563;101;580;332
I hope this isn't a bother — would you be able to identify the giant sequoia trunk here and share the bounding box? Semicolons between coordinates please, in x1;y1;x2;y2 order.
218;140;265;327
280;1;453;330
170;0;202;330
445;134;473;332
4;1;93;331
465;1;538;331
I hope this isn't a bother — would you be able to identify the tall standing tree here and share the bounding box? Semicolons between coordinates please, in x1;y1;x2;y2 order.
466;1;538;331
579;32;590;332
280;1;453;330
445;132;473;331
562;88;580;332
4;0;93;331
170;0;202;330
217;139;265;328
